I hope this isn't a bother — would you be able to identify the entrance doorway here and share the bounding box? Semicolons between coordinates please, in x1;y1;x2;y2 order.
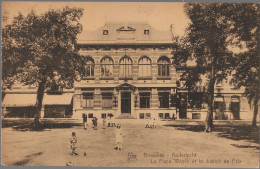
121;92;131;113
231;102;240;120
179;94;187;119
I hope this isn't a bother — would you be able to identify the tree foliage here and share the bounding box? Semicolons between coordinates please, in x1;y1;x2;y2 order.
226;4;259;103
2;6;85;89
224;3;259;126
174;3;236;131
174;3;259;128
2;6;85;128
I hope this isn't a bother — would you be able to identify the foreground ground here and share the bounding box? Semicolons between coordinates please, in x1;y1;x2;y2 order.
1;120;259;167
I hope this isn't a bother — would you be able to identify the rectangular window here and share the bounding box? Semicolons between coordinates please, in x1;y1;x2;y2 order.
102;93;113;108
158;64;170;76
145;113;151;119
159;113;163;119
88;113;93;118
108;113;114;118
159;92;169;108
103;30;108;35
165;113;170;119
144;30;149;34
82;93;94;108
139;113;144;119
101;113;106;118
140;92;150;108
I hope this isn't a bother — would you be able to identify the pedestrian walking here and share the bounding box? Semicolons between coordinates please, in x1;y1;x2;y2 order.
102;117;106;129
93;117;98;130
70;132;78;155
145;117;152;128
152;118;156;128
82;114;87;130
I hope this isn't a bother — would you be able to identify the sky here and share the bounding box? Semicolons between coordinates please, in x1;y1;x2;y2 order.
2;2;190;36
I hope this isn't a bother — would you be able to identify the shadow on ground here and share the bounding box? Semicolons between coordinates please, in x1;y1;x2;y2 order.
11;152;43;166
165;124;259;149
3;123;78;132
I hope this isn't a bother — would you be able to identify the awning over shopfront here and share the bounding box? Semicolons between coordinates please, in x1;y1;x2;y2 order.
2;94;37;107
42;93;73;105
215;97;224;102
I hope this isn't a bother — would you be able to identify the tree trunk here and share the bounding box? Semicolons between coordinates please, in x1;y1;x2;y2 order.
33;79;46;130
205;60;216;132
252;85;259;127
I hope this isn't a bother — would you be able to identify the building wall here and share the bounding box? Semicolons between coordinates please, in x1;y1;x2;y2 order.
73;48;177;120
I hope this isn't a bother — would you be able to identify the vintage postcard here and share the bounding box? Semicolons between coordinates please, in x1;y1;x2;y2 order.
1;1;259;168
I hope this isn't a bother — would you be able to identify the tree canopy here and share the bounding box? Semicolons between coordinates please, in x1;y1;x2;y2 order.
174;3;259;128
224;3;259;126
2;6;85;128
173;3;236;131
2;6;85;89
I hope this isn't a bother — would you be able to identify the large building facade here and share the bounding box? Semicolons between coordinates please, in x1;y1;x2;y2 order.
72;22;177;120
1;22;257;121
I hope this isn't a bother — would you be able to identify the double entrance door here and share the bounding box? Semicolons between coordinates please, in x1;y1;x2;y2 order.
121;92;131;114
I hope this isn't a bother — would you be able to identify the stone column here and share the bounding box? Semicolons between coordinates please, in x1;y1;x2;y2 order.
94;88;102;109
134;89;139;109
151;88;158;108
113;89;119;109
170;88;176;109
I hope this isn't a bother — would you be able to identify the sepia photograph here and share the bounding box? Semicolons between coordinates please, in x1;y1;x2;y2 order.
1;1;259;168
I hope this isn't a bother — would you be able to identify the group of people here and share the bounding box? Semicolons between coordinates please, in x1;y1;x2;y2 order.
83;114;118;130
145;117;157;128
70;116;123;155
70;115;159;155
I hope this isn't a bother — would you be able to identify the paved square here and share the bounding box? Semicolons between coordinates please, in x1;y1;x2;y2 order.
1;122;259;167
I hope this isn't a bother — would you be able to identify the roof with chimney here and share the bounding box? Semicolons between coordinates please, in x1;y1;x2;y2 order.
77;22;173;45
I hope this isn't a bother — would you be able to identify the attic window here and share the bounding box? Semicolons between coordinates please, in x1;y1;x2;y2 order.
144;30;149;35
103;30;108;35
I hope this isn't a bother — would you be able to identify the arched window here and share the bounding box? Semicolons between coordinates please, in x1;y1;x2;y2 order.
158;56;170;76
85;57;95;77
138;56;151;77
101;56;113;77
119;56;133;77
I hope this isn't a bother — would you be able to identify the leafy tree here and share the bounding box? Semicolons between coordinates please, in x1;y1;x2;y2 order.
225;3;260;127
2;7;85;129
174;3;235;132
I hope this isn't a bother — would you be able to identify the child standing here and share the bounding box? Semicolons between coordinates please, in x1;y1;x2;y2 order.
83;114;87;130
115;124;123;151
70;132;78;155
94;117;98;130
102;117;106;129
